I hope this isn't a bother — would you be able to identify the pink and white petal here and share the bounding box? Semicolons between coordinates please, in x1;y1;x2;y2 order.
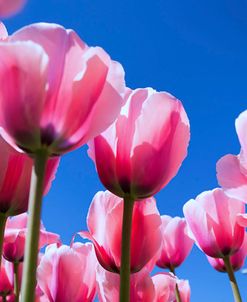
0;41;48;151
0;22;7;40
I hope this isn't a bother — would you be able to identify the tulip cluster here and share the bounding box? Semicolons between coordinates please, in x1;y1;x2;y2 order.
0;2;246;302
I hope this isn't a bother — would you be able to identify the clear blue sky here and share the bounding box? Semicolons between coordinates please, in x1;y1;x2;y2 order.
4;0;247;301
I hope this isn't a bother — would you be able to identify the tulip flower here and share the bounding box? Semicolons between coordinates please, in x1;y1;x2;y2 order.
207;233;247;273
217;110;247;202
156;215;194;271
88;88;189;200
80;191;162;273
0;134;59;272
3;214;59;302
0;135;59;218
37;243;97;302
0;23;125;156
96;267;156;302
0;258;13;300
0;22;125;302
183;188;245;302
0;0;26;18
3;213;60;263
88;87;189;301
152;273;177;302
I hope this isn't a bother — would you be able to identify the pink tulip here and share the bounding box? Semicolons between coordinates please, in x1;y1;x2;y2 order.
175;280;191;302
0;135;59;216
88;88;190;199
183;188;246;258
80;191;162;273
37;243;97;302
0;258;13;298
0;0;26;18
217;110;247;202
3;213;60;262
152;273;176;302
207;233;247;272
0;22;7;40
0;23;125;156
96;267;155;302
156;215;194;270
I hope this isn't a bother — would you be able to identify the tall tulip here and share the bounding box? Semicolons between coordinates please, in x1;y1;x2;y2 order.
207;233;247;273
0;135;58;270
3;213;59;301
88;88;190;200
88;87;190;301
3;213;60;263
156;215;194;271
0;22;125;302
183;188;245;302
37;243;97;302
0;258;14;301
217;110;247;202
80;190;162;273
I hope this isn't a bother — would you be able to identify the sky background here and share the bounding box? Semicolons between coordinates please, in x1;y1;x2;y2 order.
4;0;247;301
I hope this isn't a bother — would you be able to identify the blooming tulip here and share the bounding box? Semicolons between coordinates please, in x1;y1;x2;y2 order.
0;22;125;156
96;267;156;302
217;110;247;202
183;188;246;258
207;233;247;273
0;135;59;217
88;88;190;199
156;215;194;270
0;22;124;301
80;191;162;273
3;213;60;262
37;243;97;302
0;0;26;18
0;258;13;298
152;273;176;302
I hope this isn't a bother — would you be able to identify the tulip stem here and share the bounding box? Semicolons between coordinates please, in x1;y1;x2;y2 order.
223;255;242;302
120;196;135;302
14;262;20;302
170;267;182;302
20;149;49;302
0;213;7;268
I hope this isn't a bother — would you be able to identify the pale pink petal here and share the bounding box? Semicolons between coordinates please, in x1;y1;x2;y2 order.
177;280;190;302
152;272;176;302
0;22;7;40
0;41;48;152
217;154;247;202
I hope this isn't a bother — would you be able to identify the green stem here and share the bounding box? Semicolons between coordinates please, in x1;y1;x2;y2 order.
223;255;242;302
120;196;135;302
170;267;182;302
14;262;20;302
0;213;7;268
20;149;49;302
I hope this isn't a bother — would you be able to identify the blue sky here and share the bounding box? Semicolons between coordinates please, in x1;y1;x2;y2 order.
4;0;247;301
